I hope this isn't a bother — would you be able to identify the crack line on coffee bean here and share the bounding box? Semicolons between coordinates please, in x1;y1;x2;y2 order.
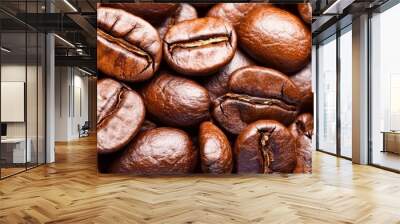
168;36;229;52
109;16;121;33
98;29;153;73
219;93;297;111
97;87;127;128
223;24;233;49
257;127;276;174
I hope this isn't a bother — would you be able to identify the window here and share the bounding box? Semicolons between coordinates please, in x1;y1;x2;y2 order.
370;3;400;171
317;35;337;154
339;26;352;158
0;1;46;179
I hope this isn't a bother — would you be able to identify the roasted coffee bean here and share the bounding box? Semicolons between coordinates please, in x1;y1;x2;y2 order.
111;127;197;174
235;120;297;173
238;6;311;73
97;3;313;174
157;3;198;39
297;3;312;24
141;71;210;127
290;63;313;112
203;50;255;101
97;7;162;82
289;113;313;173
212;66;301;134
207;3;257;28
99;3;179;25
97;78;145;154
199;121;233;174
163;17;237;76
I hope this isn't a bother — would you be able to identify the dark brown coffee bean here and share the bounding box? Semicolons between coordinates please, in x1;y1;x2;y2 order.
289;113;313;173
97;78;145;154
141;72;210;127
203;50;255;101
163;17;237;76
207;3;257;28
234;120;297;173
157;4;198;39
212;66;301;134
238;6;311;73
290;63;313;112
199;121;233;174
297;3;312;24
97;7;162;82
99;3;179;25
111;127;197;174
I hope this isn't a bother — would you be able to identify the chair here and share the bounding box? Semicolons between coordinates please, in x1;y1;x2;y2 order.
78;121;90;138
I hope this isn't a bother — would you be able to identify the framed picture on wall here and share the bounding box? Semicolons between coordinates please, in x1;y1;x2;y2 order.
96;3;313;175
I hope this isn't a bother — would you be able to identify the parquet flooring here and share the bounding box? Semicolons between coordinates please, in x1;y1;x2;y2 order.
1;135;400;223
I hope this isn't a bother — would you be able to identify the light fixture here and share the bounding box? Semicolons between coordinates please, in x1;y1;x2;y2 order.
54;34;75;48
78;67;93;76
322;0;354;15
63;0;78;12
1;47;11;53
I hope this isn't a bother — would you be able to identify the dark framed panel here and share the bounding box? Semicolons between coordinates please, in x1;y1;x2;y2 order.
315;22;353;161
0;0;47;180
368;0;400;173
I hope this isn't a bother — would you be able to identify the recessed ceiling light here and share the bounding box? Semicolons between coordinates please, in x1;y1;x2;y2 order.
1;47;11;53
63;0;78;12
54;34;75;48
78;67;93;76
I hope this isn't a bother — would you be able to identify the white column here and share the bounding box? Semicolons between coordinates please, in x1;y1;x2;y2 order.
45;0;56;163
46;32;55;163
352;14;369;164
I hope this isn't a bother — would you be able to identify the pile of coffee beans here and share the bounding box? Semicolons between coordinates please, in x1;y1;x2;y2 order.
97;3;313;175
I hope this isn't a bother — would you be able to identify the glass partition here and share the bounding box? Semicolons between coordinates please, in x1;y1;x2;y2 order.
317;35;337;155
370;3;400;171
0;1;46;179
339;26;353;158
27;30;38;169
1;30;28;177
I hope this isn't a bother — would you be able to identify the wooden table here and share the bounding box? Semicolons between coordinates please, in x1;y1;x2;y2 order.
381;131;400;154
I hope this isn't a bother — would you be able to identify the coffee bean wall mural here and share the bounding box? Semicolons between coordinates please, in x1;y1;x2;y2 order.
97;3;313;175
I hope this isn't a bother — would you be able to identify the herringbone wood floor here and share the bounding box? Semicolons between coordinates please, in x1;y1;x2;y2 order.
1;135;400;224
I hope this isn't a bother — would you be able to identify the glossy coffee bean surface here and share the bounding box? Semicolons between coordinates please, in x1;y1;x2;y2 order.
235;120;297;173
238;6;311;73
97;7;162;82
290;63;313;112
199;122;233;174
163;17;237;76
157;3;198;39
207;3;257;28
99;3;179;25
203;50;255;101
289;113;313;173
212;66;301;134
97;78;145;154
297;3;312;24
97;3;313;175
111;127;196;174
142;72;210;127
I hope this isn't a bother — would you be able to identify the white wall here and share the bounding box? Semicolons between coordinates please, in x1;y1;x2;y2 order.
1;65;40;138
54;67;89;141
1;63;46;164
